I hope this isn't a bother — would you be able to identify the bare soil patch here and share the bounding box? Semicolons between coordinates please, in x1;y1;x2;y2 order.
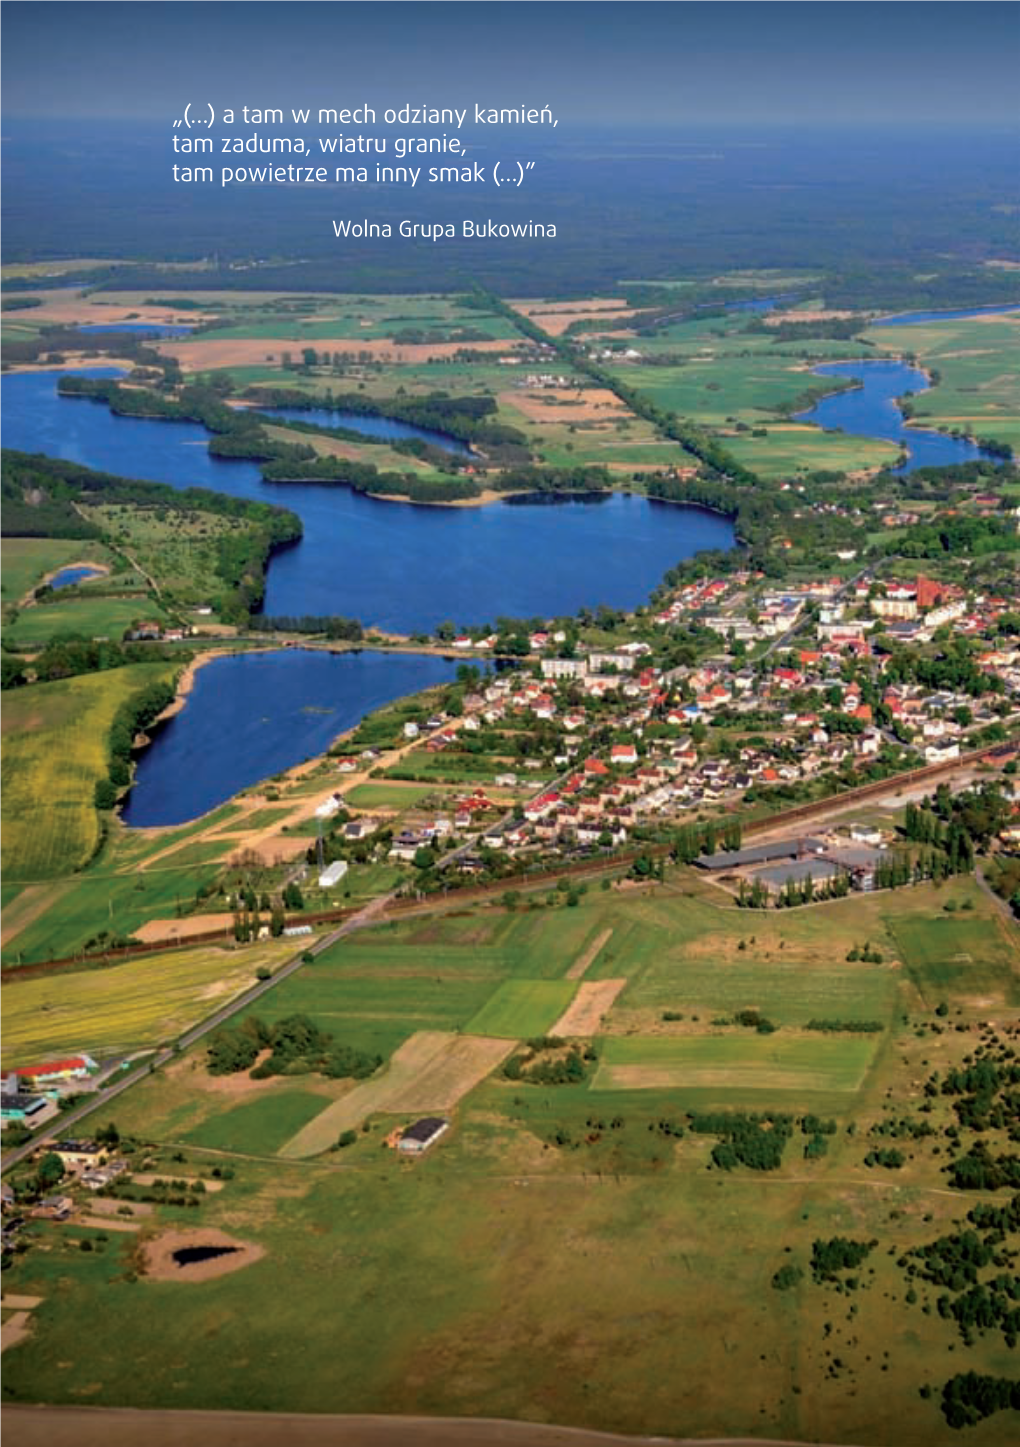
565;927;614;981
500;387;631;425
0;1311;34;1355
141;1227;264;1282
132;912;234;944
550;979;627;1036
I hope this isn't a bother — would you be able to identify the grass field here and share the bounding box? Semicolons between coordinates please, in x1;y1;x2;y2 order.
593;1032;879;1097
4;595;167;648
464;979;578;1038
278;1030;515;1156
3;869;1018;1445
0;939;296;1063
184;1089;333;1154
890;905;1019;1007
0;663;177;882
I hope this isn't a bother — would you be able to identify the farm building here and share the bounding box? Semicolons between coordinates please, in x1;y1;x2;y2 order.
52;1140;107;1169
398;1118;449;1154
0;1089;47;1123
318;860;349;889
696;839;827;872
6;1055;98;1085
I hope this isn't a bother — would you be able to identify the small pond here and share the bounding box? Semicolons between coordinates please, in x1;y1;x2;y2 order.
173;1245;240;1267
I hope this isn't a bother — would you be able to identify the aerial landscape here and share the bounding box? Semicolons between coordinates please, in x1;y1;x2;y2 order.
2;3;1020;1445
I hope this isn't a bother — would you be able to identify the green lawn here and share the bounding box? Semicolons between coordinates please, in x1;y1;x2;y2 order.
465;979;577;1038
4;595;167;648
183;1090;333;1154
593;1032;880;1100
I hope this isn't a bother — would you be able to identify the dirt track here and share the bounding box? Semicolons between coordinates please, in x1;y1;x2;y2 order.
0;1407;870;1447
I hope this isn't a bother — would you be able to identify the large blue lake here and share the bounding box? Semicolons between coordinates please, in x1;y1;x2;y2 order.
871;304;1019;327
122;648;462;827
796;359;998;472
2;370;734;632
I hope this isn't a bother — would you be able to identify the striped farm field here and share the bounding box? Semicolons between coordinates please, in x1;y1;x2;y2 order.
0;939;298;1064
278;1030;514;1157
464;979;578;1039
1;663;177;881
592;1033;879;1100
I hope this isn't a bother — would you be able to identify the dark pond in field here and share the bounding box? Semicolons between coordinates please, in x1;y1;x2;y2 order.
795;359;999;473
250;404;474;457
2;370;735;632
49;565;104;589
871;304;1020;326
173;1245;240;1267
121;648;464;826
73;323;194;337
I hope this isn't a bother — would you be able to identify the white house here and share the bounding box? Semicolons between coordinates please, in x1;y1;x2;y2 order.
318;860;349;889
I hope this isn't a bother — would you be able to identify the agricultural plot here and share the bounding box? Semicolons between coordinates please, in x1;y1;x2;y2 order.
465;979;578;1038
549;978;628;1036
1;939;296;1063
0;662;176;882
185;1089;333;1155
592;1033;879;1101
245;966;500;1062
278;1030;514;1156
4;595;166;648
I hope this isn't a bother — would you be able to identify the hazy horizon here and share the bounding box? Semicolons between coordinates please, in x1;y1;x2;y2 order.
2;1;1019;127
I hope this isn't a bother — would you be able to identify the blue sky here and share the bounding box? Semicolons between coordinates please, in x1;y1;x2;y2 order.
2;1;1018;126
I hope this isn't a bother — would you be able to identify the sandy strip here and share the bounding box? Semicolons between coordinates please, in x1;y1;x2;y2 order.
550;979;627;1037
0;1295;41;1310
0;1311;33;1354
160;337;525;370
0;1406;869;1447
565;928;614;981
80;1217;140;1233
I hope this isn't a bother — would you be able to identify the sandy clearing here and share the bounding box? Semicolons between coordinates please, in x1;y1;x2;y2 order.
565;927;614;981
278;1031;514;1157
0;1407;871;1447
0;1311;33;1354
510;298;638;336
133;1174;224;1192
141;1227;264;1282
550;979;627;1036
132;913;235;944
6;298;217;327
0;1295;41;1310
500;387;631;424
160;337;524;370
